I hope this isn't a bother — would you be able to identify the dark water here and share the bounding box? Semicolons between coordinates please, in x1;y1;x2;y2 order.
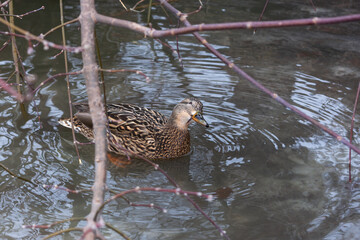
1;0;360;239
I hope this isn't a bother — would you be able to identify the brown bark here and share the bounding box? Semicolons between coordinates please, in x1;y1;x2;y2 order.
79;0;107;239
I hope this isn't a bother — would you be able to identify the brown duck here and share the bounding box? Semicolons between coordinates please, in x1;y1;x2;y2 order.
58;98;209;160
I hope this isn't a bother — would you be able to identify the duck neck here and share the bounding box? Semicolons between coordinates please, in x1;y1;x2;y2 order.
166;115;189;131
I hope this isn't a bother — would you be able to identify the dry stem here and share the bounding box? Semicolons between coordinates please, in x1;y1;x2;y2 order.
79;0;107;239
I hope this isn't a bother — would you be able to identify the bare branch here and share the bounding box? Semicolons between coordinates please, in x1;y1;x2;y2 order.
94;186;214;220
0;5;45;19
80;0;108;239
95;11;360;38
157;0;360;157
0;0;11;8
0;16;81;52
0;77;24;102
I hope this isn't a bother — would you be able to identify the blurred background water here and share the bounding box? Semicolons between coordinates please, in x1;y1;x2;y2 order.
1;0;360;239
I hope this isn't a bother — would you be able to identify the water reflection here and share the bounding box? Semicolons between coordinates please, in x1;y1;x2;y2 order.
0;0;360;239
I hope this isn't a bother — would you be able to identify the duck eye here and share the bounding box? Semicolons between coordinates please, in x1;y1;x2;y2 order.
188;101;192;105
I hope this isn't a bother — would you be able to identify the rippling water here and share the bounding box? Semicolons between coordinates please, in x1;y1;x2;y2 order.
1;0;360;239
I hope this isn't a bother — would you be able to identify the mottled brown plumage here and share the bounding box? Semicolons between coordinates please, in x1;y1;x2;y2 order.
58;98;209;160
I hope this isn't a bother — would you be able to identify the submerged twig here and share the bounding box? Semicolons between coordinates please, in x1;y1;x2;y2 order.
0;163;36;186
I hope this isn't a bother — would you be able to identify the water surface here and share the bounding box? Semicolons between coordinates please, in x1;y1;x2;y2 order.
1;0;360;239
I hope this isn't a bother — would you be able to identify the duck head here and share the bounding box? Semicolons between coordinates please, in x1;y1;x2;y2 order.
168;98;209;130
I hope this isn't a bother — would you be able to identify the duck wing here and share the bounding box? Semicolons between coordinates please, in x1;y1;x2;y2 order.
106;103;168;138
72;103;167;136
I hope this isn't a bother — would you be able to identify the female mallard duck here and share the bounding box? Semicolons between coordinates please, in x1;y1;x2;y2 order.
59;98;209;160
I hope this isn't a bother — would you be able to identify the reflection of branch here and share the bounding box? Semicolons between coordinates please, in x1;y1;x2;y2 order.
157;0;360;157
108;136;226;237
32;71;82;95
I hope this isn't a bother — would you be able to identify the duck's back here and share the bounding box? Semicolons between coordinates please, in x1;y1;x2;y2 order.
105;103;171;158
106;103;167;136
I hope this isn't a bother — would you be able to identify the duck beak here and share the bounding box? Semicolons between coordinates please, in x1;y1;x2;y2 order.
192;112;209;128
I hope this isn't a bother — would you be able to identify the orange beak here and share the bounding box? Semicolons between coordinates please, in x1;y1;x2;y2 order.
192;112;209;127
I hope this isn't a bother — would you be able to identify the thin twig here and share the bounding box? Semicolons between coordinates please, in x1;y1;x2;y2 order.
43;184;92;194
107;137;226;237
0;16;81;52
118;0;128;11
131;0;145;11
253;0;270;34
0;0;11;8
59;0;82;164
41;17;79;40
0;37;10;51
0;77;24;102
186;0;203;16
105;223;131;240
43;227;83;240
32;71;82;95
0;162;36;185
95;11;360;38
349;81;360;182
8;1;22;100
23;217;85;229
157;0;360;157
0;5;45;19
94;186;214;220
308;0;317;12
